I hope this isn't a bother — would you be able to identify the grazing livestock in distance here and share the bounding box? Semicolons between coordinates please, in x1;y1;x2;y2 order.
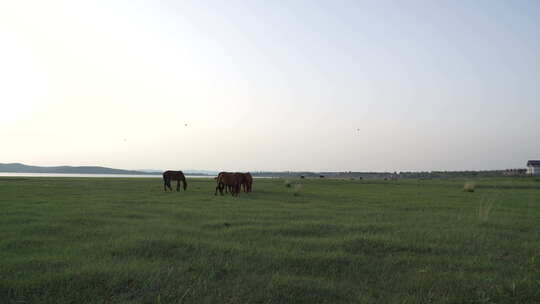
215;172;253;195
215;172;241;196
163;170;187;192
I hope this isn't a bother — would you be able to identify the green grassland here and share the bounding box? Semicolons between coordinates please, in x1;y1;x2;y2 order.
1;177;539;303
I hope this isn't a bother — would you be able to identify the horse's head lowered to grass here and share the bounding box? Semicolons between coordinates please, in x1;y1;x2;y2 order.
162;170;187;191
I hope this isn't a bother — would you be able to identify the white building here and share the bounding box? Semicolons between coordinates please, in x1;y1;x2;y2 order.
526;160;540;175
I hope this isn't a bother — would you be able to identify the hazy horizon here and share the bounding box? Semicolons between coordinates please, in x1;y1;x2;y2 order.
0;161;537;174
2;1;539;172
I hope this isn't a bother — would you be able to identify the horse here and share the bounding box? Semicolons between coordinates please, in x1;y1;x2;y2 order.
215;172;241;196
215;172;230;194
243;172;253;193
163;170;188;192
235;172;247;193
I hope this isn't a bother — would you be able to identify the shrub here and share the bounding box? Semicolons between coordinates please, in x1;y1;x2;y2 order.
284;180;292;188
463;182;475;192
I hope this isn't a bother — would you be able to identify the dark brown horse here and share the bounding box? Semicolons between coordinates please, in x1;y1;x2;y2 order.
235;173;247;193
242;172;253;193
163;170;187;191
215;172;241;196
214;172;229;193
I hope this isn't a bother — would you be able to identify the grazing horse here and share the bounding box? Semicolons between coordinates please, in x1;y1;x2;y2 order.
235;173;247;193
215;172;241;196
163;170;187;192
243;172;253;193
215;172;230;194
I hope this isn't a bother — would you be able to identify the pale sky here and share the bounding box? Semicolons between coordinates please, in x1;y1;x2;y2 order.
1;1;539;172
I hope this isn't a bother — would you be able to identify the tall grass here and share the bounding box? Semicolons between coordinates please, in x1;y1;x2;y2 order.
293;183;303;196
478;199;495;223
477;191;500;223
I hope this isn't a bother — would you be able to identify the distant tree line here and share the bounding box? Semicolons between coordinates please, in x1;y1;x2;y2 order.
250;170;530;179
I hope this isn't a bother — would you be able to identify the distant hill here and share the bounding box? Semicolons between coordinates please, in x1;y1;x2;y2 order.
136;169;163;174
0;163;156;175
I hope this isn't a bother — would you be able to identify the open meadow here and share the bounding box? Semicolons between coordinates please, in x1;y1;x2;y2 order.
1;177;540;303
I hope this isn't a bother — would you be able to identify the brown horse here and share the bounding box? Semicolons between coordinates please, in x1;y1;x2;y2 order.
242;172;253;193
163;170;187;191
215;172;241;196
235;173;247;193
214;172;229;194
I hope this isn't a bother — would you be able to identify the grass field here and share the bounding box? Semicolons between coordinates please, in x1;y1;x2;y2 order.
1;177;540;303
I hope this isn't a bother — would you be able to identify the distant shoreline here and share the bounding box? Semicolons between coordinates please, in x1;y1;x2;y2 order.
0;163;215;177
1;163;532;179
0;172;212;178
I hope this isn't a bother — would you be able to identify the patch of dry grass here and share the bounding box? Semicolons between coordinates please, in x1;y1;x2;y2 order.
293;183;303;196
464;182;476;192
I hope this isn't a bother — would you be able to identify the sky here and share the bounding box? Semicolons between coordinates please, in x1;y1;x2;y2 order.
1;0;539;172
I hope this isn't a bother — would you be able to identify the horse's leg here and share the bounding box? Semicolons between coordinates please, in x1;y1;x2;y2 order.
215;182;223;196
168;178;173;191
182;177;187;190
220;183;225;196
164;178;171;191
218;183;224;196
